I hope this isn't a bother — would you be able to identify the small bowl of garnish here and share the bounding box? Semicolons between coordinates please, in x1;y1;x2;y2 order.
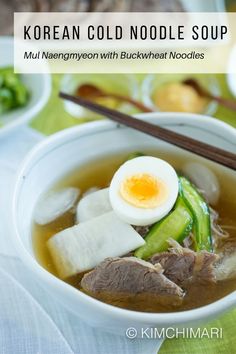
60;74;140;119
0;66;30;114
0;37;51;135
142;74;220;115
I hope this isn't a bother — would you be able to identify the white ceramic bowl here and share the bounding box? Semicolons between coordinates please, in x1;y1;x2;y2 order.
12;113;236;336
227;45;236;97
0;36;51;136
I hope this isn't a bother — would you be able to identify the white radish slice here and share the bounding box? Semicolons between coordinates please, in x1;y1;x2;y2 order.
182;162;220;205
34;187;80;225
47;211;145;279
76;188;111;223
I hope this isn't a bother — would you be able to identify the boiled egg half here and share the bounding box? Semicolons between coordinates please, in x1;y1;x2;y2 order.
109;156;179;226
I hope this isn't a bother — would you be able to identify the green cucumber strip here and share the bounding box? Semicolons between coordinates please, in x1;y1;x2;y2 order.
179;176;212;252
134;197;193;260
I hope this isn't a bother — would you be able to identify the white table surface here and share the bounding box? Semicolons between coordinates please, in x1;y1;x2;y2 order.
0;126;163;354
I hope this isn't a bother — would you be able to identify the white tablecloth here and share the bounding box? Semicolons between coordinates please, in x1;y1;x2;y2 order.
0;126;163;354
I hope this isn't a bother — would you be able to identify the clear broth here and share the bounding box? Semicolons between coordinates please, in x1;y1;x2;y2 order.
32;151;236;312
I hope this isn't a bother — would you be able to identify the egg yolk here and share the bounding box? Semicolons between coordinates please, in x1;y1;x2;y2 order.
120;173;168;209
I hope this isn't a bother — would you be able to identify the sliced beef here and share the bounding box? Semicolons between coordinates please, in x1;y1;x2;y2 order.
151;240;218;287
81;257;184;306
132;225;150;238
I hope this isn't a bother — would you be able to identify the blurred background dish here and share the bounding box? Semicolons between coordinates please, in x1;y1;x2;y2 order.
0;37;51;136
0;0;227;37
227;45;236;97
181;0;225;12
0;66;30;115
60;74;139;119
141;74;220;116
225;0;236;12
0;0;184;36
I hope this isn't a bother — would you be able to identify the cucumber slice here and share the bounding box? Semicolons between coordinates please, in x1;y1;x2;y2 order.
179;176;212;252
134;197;193;260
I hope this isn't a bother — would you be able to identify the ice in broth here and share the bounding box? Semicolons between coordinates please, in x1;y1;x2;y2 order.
32;150;236;313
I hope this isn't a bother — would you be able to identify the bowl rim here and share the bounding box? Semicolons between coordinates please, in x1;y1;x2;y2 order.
227;44;236;97
0;36;51;136
12;112;236;324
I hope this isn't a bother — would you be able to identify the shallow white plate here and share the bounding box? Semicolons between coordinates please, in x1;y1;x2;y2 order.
0;36;51;137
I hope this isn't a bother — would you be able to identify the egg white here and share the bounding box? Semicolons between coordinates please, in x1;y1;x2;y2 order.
109;156;179;226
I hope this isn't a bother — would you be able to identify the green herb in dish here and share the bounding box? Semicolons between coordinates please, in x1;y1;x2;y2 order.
134;196;193;259
179;176;212;252
0;66;30;115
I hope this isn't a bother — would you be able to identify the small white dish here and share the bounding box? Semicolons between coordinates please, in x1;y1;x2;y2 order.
0;36;51;136
12;113;236;336
141;74;220;116
60;73;139;119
